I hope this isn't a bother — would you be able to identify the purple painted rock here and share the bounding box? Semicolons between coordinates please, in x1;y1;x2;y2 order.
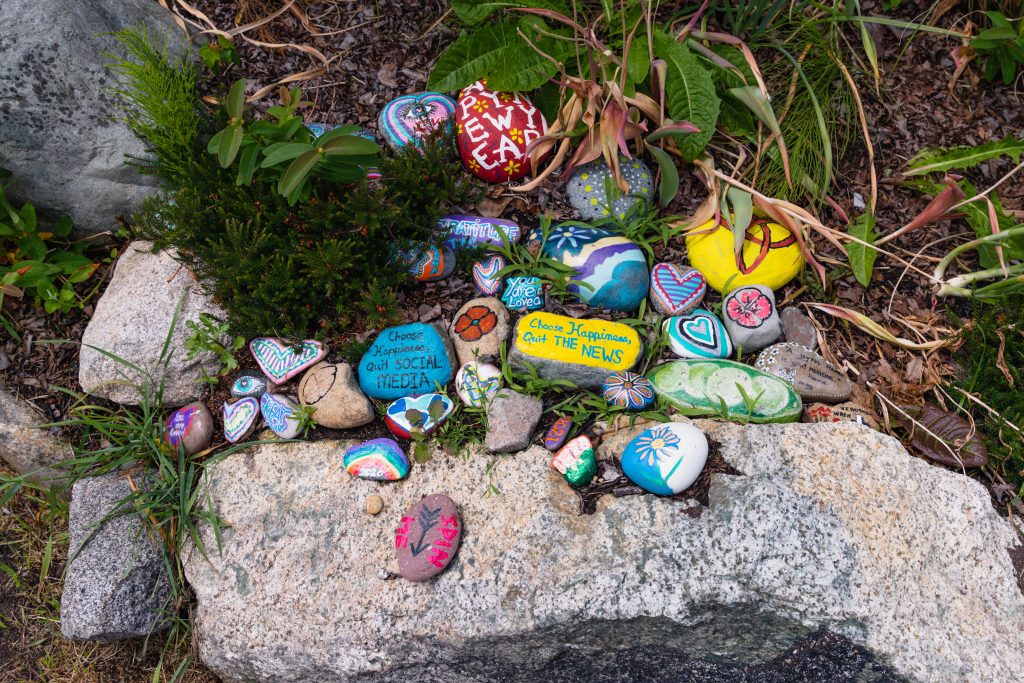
440;215;521;250
165;401;214;455
472;254;507;296
395;494;461;582
543;416;572;451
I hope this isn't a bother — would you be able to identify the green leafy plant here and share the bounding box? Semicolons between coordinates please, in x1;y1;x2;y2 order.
184;313;245;385
968;11;1024;85
199;35;240;74
488;214;587;301
291;404;318;438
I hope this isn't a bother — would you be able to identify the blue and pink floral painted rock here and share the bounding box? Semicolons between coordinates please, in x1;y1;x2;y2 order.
260;393;302;439
649;263;706;316
222;397;260;443
566;156;654;221
395;493;462;582
501;275;544;311
601;371;655;410
230;369;270;398
385;393;455;439
620;422;708;496
663;309;733;359
358;323;457;400
530;224;648;312
165;402;214;455
378;92;456;152
343;438;410;481
472;254;507;296
440;215;520;250
543;416;573;450
250;338;327;385
550;435;597;486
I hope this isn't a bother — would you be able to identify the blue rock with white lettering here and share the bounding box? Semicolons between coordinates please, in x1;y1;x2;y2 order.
663;308;733;359
357;323;457;400
501;276;545;311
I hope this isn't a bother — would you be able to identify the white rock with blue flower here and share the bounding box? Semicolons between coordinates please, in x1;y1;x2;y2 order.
620;422;708;495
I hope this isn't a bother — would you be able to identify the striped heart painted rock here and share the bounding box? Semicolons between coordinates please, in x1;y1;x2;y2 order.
650;263;707;316
472;254;507;296
250;338;327;385
222;397;260;443
378;92;456;153
663;309;732;359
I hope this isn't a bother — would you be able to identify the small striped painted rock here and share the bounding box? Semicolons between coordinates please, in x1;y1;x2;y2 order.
250;338;327;385
472;254;506;296
343;438;410;481
649;264;706;316
222;397;260;443
663;309;732;360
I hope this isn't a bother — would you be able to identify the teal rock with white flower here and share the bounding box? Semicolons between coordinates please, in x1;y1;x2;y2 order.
566;156;654;221
620;422;708;495
663;309;733;359
647;359;802;423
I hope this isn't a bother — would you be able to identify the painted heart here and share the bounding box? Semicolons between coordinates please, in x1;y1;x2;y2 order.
664;308;732;360
651;264;706;315
472;255;507;296
378;92;456;151
682;316;717;348
222;398;260;443
385;393;455;439
250;338;327;385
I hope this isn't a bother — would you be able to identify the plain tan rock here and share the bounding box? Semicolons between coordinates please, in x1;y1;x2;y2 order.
365;494;383;516
0;386;71;486
448;297;510;366
297;362;373;430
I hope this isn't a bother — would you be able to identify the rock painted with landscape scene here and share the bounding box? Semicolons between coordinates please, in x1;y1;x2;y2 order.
501;275;544;311
222;398;260;444
250;338;327;385
358;323;456;400
455;361;502;407
378;92;455;152
663;308;733;360
722;285;782;354
550;435;597;486
647;359;802;424
780;307;817;350
165;402;214;455
343;438;409;481
259;393;302;439
566;156;654;221
602;371;655;410
395;494;462;582
686;216;805;293
531;224;648;312
484;389;543;453
543;416;573;450
385;393;455;440
440;215;520;250
620;422;709;496
509;312;642;390
402;243;456;283
755;343;852;403
472;255;506;296
230;370;270;399
449;297;510;366
455;80;548;183
297;362;374;430
804;402;880;430
649;263;707;316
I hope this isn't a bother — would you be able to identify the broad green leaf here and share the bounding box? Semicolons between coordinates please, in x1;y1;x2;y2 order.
225;78;246;119
847;211;878;288
626;34;650;85
319;136;380;156
236;144;259;186
903;136;1024;176
218;124;243;168
725;186;752;256
653;31;719;161
277;149;320;198
206;129;223;155
260;142;314;168
645;145;678;207
452;0;570;25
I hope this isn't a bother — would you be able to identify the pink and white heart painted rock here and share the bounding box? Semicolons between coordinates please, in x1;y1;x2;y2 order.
250;338;327;385
472;254;507;296
649;264;707;316
222;397;260;443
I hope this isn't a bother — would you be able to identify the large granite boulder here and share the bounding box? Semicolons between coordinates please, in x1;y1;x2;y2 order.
183;422;1024;683
79;241;225;406
0;386;71;486
0;0;185;235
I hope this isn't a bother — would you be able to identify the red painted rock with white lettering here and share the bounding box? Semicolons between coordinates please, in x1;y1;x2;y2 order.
395;494;462;582
455;80;548;183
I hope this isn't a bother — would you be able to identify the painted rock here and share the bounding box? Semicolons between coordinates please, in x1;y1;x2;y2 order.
402;243;456;283
567;156;654;221
358;323;457;400
222;397;260;443
455;80;548;183
531;224;648;312
385;393;455;439
305;122;332;137
440;215;520;250
450;297;510;366
501;275;544;311
297;362;374;430
685;216;805;293
649;263;706;316
455;361;502;407
165;401;214;455
472;254;507;296
259;393;302;439
550;435;597;486
780;307;818;350
803;402;880;430
602;371;655;410
722;285;782;354
250;338;328;385
395;494;462;582
647;360;802;424
663;308;733;360
509;312;643;389
620;422;708;496
543;416;573;451
378;92;455;153
343;438;410;481
755;343;852;403
230;369;270;398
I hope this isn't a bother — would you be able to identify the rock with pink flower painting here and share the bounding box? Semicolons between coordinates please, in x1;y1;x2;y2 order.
722;285;781;354
620;422;708;495
455;80;548;183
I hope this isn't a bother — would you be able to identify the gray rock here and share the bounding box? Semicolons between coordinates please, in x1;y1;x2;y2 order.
78;241;225;406
61;472;170;641
484;389;543;453
0;0;187;235
722;284;782;355
0;386;71;486
182;423;1024;682
780;306;818;349
566;156;654;221
298;362;374;430
755;342;853;403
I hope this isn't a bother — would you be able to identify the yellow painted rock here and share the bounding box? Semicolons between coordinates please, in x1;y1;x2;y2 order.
685;217;804;293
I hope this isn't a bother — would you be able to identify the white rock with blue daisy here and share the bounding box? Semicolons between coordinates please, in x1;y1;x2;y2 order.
620;422;708;496
566;156;654;221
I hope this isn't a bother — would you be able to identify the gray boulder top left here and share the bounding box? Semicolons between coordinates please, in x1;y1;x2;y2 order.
61;472;170;641
79;241;225;406
0;0;185;235
0;385;71;486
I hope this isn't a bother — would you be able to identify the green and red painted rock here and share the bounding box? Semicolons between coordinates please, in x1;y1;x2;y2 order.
550;435;597;486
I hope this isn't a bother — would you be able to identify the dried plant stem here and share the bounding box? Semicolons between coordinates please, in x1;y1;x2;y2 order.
834;58;877;214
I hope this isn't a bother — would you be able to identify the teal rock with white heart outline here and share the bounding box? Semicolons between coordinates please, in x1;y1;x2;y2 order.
647;359;802;423
663;308;732;359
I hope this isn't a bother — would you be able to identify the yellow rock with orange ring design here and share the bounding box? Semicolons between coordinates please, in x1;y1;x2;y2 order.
685;217;805;293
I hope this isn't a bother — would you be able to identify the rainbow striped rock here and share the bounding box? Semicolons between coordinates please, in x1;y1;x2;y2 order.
472;254;506;296
378;92;456;153
222;397;260;443
250;338;327;385
650;263;706;316
343;438;410;481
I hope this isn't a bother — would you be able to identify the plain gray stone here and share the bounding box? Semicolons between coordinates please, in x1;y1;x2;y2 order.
483;389;543;453
0;0;187;235
0;386;71;486
61;472;170;642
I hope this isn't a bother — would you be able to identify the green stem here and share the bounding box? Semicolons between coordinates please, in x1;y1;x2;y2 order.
933;224;1024;282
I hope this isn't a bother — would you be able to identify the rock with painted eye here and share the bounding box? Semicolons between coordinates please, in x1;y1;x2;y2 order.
230;370;270;399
